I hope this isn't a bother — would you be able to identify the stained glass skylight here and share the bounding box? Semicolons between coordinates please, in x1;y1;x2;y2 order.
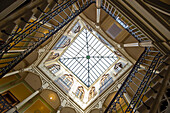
59;28;118;87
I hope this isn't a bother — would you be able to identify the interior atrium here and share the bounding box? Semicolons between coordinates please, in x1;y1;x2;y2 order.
0;0;169;113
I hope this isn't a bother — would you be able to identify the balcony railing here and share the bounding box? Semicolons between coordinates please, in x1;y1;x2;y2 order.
0;94;18;113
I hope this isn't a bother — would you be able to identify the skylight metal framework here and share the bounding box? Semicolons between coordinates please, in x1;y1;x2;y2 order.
59;29;118;87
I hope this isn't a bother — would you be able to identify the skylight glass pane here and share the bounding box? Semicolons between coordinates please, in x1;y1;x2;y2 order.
71;61;79;69
75;40;85;48
64;59;72;65
89;37;96;45
96;63;105;72
59;28;118;87
98;61;107;69
92;68;100;77
89;73;95;81
67;60;76;67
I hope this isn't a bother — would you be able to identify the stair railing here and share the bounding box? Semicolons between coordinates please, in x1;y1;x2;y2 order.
134;56;166;112
104;47;162;113
0;0;94;78
0;0;153;79
101;0;150;42
0;94;13;113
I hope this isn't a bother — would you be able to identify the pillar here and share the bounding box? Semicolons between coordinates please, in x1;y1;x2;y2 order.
99;101;103;113
56;99;67;113
123;93;131;104
4;66;32;78
123;43;139;47
6;83;49;113
123;41;153;47
96;0;101;24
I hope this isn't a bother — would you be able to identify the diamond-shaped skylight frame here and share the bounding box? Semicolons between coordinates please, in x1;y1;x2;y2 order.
59;29;118;87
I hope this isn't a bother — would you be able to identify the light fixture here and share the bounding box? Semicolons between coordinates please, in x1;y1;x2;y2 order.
50;97;53;100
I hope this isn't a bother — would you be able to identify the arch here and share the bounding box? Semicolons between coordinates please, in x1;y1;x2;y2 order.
40;89;60;110
25;49;38;65
24;72;42;90
61;107;76;113
90;109;100;113
103;92;117;111
13;49;38;70
123;37;145;61
13;60;27;70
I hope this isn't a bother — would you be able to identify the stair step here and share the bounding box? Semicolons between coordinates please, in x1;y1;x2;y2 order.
164;56;170;64
33;1;49;19
158;69;167;78
151;68;167;83
144;81;161;98
157;56;170;71
0;22;16;41
16;11;33;29
137;97;155;113
150;73;163;83
48;0;56;9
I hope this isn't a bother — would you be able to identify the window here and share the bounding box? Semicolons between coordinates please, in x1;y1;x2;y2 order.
46;52;59;61
61;74;74;87
88;86;96;101
60;38;71;48
113;51;122;57
72;22;81;33
75;86;84;100
114;62;123;70
86;24;92;32
47;64;60;74
59;28;118;87
0;91;19;113
52;36;70;50
99;74;113;94
100;74;109;87
55;74;74;93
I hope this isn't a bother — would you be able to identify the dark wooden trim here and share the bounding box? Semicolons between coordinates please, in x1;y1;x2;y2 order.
137;0;170;31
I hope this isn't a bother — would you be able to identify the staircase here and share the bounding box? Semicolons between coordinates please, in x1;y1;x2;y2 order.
104;49;169;113
0;0;169;112
0;0;154;77
0;0;94;78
